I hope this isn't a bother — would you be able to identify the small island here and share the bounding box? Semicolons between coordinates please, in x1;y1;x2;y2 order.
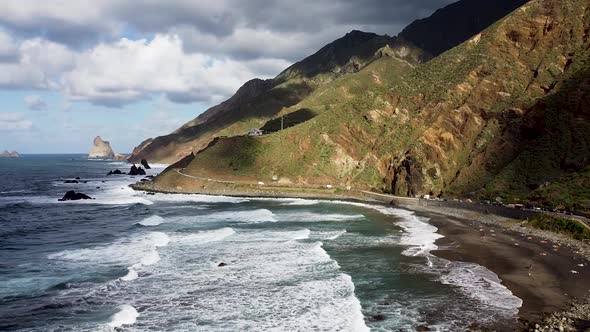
0;150;20;158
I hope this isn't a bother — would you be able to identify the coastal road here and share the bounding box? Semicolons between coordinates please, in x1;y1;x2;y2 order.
176;168;242;185
173;168;590;230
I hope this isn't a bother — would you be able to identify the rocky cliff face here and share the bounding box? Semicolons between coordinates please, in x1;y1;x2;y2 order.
0;150;19;157
161;0;590;212
88;136;116;159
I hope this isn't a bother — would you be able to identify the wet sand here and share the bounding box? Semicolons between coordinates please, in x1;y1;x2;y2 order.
422;211;590;323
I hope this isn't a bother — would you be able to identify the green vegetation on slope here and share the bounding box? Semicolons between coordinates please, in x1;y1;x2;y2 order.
157;0;590;214
529;214;590;241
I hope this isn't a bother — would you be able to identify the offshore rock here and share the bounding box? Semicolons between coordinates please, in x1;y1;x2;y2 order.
58;190;92;201
88;136;115;159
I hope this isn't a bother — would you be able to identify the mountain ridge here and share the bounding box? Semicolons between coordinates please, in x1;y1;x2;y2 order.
150;0;590;212
129;0;531;164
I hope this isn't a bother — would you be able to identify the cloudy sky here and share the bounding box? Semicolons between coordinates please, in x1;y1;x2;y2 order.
0;0;455;153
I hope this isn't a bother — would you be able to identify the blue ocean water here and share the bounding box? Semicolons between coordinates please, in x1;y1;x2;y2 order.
0;155;522;331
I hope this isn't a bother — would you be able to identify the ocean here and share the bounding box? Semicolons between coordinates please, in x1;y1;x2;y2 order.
0;155;522;331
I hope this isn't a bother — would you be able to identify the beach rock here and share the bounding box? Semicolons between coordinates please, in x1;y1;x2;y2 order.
140;159;151;169
218;262;227;267
370;314;385;321
88;136;115;159
128;165;146;176
416;325;431;332
58;190;92;201
64;180;79;183
107;169;124;176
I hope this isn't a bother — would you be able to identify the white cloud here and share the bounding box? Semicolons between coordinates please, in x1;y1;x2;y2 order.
0;30;18;61
0;0;454;108
61;34;282;106
0;38;74;89
0;112;32;130
24;95;47;111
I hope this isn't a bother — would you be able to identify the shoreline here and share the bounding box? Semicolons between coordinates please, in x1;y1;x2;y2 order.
131;179;590;329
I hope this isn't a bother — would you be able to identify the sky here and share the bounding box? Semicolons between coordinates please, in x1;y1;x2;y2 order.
0;0;455;154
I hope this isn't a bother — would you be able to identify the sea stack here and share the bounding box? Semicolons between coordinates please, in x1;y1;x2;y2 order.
88;136;115;159
0;150;20;158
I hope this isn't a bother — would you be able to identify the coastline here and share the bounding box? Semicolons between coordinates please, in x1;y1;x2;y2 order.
131;178;590;329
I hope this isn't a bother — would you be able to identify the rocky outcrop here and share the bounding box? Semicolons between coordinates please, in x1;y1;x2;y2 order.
0;150;20;157
58;190;92;201
89;136;115;159
140;159;151;169
128;165;146;176
107;169;124;175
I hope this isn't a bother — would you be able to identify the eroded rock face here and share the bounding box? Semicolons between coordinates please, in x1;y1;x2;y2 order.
89;136;115;159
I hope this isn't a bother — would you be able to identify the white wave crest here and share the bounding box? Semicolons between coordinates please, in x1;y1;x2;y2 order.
108;305;139;327
314;230;347;240
277;212;364;222
441;262;523;313
205;209;276;223
175;227;235;245
137;215;165;226
120;268;138;281
48;232;170;281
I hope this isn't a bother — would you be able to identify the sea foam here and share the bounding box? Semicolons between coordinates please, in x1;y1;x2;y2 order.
108;305;139;327
203;209;277;223
174;227;236;245
137;215;165;226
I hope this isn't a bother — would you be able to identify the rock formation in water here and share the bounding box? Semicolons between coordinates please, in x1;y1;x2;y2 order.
88;136;116;159
128;165;146;176
0;150;20;158
58;190;93;201
140;159;151;169
107;169;125;175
